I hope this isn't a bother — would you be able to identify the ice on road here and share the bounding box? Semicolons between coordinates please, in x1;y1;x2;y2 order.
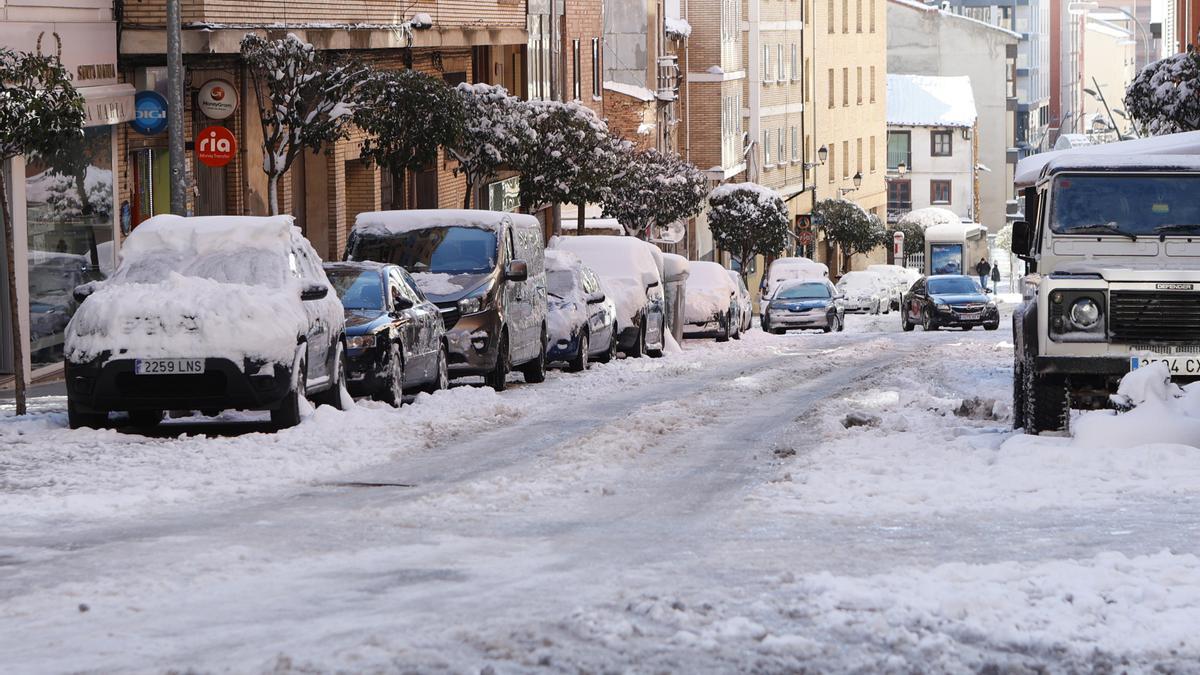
3;312;1200;672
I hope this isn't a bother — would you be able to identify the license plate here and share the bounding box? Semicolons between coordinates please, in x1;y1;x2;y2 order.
958;312;981;320
1130;355;1200;375
134;358;205;375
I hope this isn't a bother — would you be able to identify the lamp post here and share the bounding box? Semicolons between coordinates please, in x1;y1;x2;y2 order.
839;171;863;198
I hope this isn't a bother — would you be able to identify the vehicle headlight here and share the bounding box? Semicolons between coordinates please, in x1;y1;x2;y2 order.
347;334;377;350
458;295;483;315
1069;297;1101;329
936;302;953;312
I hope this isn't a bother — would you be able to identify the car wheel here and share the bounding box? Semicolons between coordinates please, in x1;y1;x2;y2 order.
128;409;163;427
823;314;834;333
67;400;107;430
985;322;1000;331
626;321;646;358
771;327;786;335
596;332;617;364
901;309;914;332
1023;353;1069;434
519;325;548;383
271;355;306;430
378;342;405;407
426;345;450;392
312;342;349;410
485;331;510;391
717;313;731;343
837;314;845;332
568;331;589;372
922;308;938;331
647;323;665;358
1012;358;1026;431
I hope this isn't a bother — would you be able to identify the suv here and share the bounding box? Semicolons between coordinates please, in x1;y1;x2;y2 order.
1011;154;1200;434
64;215;347;430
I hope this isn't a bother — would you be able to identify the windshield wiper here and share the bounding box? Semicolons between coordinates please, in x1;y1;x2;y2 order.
1059;222;1138;241
1153;223;1200;237
548;292;565;300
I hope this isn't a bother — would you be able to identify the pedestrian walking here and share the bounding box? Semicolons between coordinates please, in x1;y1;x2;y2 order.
975;257;991;291
990;261;1001;292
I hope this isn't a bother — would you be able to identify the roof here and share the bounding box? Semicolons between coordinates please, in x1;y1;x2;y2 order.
886;0;1022;40
886;74;977;128
925;221;986;240
1014;131;1200;187
602;80;655;102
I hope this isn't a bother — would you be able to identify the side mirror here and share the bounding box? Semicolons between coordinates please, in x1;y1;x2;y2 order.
392;295;414;311
73;282;99;304
587;292;606;304
301;283;329;301
505;260;528;282
1012;220;1031;257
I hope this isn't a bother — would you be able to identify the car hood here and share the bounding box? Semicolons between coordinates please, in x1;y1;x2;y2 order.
410;272;490;303
344;308;389;335
932;293;989;305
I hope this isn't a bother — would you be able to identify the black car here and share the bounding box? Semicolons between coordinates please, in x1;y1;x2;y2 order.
901;274;1000;332
324;262;448;404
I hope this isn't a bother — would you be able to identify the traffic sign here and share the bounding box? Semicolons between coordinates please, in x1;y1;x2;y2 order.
196;126;237;168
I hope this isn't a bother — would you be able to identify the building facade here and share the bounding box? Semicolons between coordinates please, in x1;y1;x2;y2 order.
1083;15;1137;138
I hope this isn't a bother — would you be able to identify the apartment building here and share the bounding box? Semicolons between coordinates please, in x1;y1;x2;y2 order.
1083;15;1137;138
1050;0;1086;144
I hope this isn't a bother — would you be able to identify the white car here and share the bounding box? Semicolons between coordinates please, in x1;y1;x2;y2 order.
683;261;740;341
727;270;753;334
867;264;921;311
835;270;891;314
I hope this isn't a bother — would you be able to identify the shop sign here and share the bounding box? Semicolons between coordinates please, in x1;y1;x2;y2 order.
488;176;521;212
197;126;237;168
130;91;168;135
198;79;238;120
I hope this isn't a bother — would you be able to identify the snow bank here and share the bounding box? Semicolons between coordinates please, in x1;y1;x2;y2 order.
352;209;539;237
896;206;959;231
683;261;736;323
552;236;662;330
1073;363;1200;449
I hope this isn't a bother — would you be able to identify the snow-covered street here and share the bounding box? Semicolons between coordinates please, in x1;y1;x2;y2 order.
4;310;1200;673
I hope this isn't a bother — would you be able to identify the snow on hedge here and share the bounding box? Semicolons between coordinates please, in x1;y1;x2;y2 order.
683;261;736;323
552;235;662;330
1125;51;1200;136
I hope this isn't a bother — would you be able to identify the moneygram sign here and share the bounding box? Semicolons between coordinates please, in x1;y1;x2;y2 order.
198;79;238;120
130;91;168;135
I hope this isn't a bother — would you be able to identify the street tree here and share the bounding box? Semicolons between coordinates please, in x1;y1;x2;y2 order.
813;198;887;271
1125;51;1200;135
0;48;85;415
706;183;790;281
241;34;370;214
891;220;925;258
446;83;536;209
601;147;708;238
356;69;464;205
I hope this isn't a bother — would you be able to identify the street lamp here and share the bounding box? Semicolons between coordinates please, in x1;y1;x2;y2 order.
839;171;863;197
804;144;829;170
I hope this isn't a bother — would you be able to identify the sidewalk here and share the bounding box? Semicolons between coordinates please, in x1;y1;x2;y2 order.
0;379;67;401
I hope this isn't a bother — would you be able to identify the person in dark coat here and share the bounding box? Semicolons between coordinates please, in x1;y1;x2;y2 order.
975;258;991;291
990;261;1001;291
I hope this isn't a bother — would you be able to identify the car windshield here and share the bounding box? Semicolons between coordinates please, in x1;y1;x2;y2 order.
928;277;981;295
1051;174;1200;236
776;283;830;300
114;249;289;288
547;270;578;298
350;226;498;275
327;268;383;310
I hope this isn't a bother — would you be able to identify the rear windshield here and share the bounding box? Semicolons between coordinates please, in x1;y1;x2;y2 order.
1051;174;1200;236
547;269;577;298
928;277;981;295
349;226;498;275
327;268;383;310
776;283;830;300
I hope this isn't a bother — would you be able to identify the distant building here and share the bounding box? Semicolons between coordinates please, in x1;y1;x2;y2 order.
1084;15;1137;138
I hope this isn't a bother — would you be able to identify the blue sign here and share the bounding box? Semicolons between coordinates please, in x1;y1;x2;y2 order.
130;91;168;135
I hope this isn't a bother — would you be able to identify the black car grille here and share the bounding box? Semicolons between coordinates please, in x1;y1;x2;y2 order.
436;303;460;330
951;303;985;313
1110;291;1200;343
115;371;228;397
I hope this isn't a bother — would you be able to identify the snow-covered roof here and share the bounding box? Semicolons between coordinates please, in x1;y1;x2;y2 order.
925;221;986;240
887;74;977;128
1054;133;1093;150
603;81;656;102
665;17;692;39
121;214;296;261
352;209;540;236
897;207;960;230
1014;131;1200;187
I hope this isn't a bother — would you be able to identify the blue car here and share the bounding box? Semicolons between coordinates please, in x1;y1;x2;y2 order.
544;250;619;371
762;279;845;334
324;262;448;404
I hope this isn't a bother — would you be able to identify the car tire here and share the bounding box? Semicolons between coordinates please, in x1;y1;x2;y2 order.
922;308;938;331
568;331;589;372
901;310;914;332
837;314;845;332
378;342;405;407
732;313;742;340
626;321;646;358
271;355;306;430
1012;358;1026;431
985;322;1000;331
425;345;450;393
312;342;349;410
771;327;785;335
485;331;510;391
67;400;107;430
596;333;617;364
823;314;834;333
520;325;548;383
128;409;163;427
1023;353;1069;434
717;313;731;342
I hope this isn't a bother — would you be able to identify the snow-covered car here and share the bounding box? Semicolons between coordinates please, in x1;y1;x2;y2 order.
727;270;753;334
762;257;829;301
543;249;619;371
345;210;547;391
552;235;666;358
762;279;844;334
867;264;922;310
835;270;890;314
900;274;998;332
64;215;348;430
324;262;448;405
683;261;740;341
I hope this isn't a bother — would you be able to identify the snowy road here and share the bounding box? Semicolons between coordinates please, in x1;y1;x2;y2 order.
4;313;1200;672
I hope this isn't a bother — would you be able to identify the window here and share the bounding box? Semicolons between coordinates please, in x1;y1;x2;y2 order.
931;130;953;156
572;39;581;100
856;67;862;104
887;131;911;170
778;44;785;81
842;68;849;106
856;137;863;174
828;0;834;32
791;44;799;81
842;140;849;178
778;129;787;166
870;66;876;102
804;58;811;101
791;126;800;162
931;180;952;204
828;145;836;182
856;0;863;32
591;38;601;98
887;180;912;221
763;44;772;82
842;0;849;32
828;68;835;108
870;136;876;172
763;130;772;165
870;0;877;32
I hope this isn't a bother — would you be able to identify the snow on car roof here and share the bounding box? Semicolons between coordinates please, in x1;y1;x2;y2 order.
1014;131;1200;187
552;235;662;285
120;214;297;261
686;261;736;289
352;209;541;236
545;248;584;273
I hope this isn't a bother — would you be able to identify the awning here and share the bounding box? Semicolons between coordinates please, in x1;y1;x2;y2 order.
80;83;136;128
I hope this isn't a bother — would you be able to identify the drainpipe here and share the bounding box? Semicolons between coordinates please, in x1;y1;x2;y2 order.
748;0;761;183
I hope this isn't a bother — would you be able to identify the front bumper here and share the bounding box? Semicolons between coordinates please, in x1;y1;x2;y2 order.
547;332;581;361
767;311;828;328
443;307;502;376
683;316;724;338
935;307;1000;326
345;341;389;396
65;356;292;413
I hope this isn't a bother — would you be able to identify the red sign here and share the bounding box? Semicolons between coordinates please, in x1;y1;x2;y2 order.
196;125;237;167
798;230;814;245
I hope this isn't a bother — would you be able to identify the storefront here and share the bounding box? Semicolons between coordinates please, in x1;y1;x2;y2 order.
0;20;134;383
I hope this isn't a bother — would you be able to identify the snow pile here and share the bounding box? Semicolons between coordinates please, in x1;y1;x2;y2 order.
886;74;977;128
1073;363;1200;449
664;17;692;39
896;206;959;231
352;209;540;237
553;236;662;330
683;261;736;323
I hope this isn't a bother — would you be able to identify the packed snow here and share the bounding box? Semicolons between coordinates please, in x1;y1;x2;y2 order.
682;261;736;323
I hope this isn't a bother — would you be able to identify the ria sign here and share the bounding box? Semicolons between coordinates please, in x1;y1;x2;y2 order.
129;90;168;135
196;126;237;168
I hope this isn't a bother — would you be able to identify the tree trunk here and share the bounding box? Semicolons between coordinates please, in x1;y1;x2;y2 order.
267;173;280;216
463;177;474;210
576;201;585;236
0;168;27;415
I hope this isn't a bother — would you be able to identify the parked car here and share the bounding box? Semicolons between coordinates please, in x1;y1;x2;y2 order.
683;261;740;341
344;210;547;391
727;270;753;335
64;215;347;430
552;235;666;358
762;279;845;334
900;274;999;332
324;262;448;404
544;249;619;371
762;257;829;301
868;264;921;311
835;270;890;314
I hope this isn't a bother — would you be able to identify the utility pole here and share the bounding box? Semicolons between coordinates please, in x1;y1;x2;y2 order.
167;0;188;215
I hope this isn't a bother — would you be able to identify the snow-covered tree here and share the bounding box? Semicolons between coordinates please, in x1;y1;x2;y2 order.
706;183;790;280
891;220;925;258
516;100;622;222
446;83;536;209
601;147;708;238
814;198;886;271
241;34;370;214
355;69;463;198
0;48;85;415
1124;52;1200;135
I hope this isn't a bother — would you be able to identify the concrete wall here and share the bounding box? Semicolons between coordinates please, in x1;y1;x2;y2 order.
604;0;649;87
1083;21;1136;138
